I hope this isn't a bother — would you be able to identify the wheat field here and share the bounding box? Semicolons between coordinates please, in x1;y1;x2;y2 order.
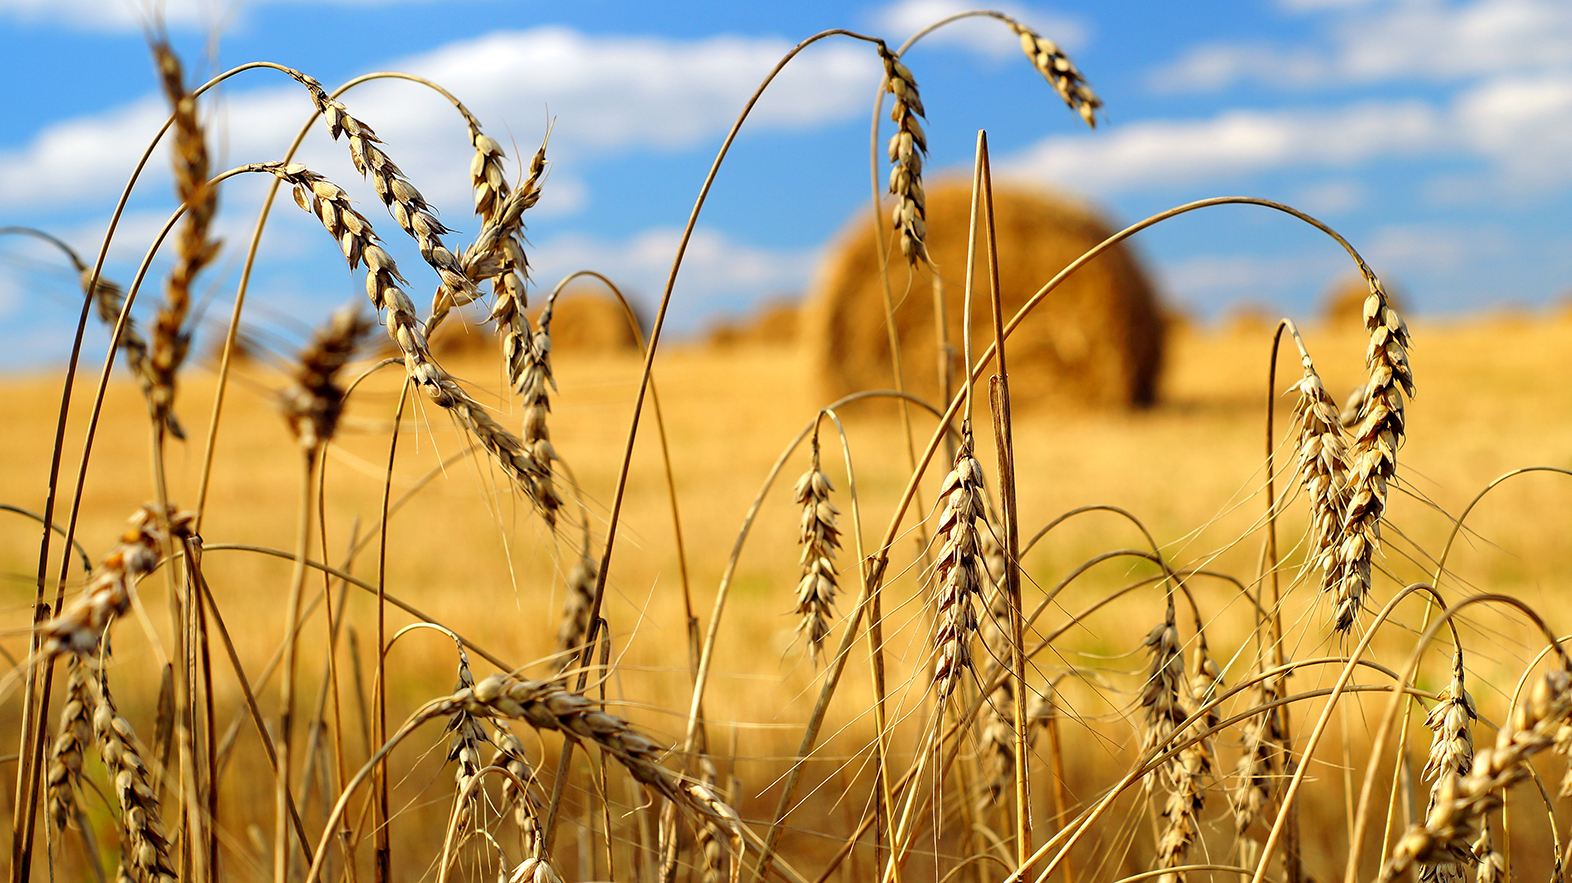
4;17;1572;883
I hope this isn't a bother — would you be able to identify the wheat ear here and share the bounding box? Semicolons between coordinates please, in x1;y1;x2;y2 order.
1006;21;1101;127
932;431;986;700
515;287;562;525
145;40;220;442
1230;670;1287;834
41;504;194;657
1380;668;1572;883
289;75;476;310
555;550;599;667
1418;655;1478;883
878;45;928;266
1153;635;1217;883
92;672;176;883
1333;277;1412;634
253;161;559;524
282;305;371;450
792;434;841;662
1289;339;1351;597
453;675;743;850
491;724;545;855
45;658;92;835
445;646;488;833
464;133;550;378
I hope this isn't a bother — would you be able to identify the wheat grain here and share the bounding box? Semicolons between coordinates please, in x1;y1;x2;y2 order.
1334;277;1413;634
452;674;743;850
879;45;928;267
792;436;841;663
490;725;544;854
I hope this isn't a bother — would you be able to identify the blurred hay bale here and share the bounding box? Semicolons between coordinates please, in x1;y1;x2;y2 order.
1220;303;1274;338
1323;275;1407;329
529;288;644;354
704;298;800;350
805;181;1165;410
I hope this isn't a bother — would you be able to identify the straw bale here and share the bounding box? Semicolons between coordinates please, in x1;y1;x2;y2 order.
806;181;1164;410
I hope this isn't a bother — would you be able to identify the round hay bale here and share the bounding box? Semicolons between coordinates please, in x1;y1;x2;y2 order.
806;181;1164;410
527;288;644;354
1322;276;1407;329
704;298;800;350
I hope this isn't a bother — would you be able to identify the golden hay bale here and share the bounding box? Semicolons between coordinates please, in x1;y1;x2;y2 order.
1322;275;1407;329
704;298;800;350
806;181;1165;410
527;288;644;354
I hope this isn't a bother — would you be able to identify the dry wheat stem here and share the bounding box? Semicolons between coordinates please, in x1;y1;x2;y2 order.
1333;277;1413;634
1380;669;1572;883
91;672;176;883
792;434;842;663
40;504;194;658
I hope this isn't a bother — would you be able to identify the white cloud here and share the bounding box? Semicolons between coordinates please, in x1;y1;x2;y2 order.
532;227;817;332
1005;101;1445;194
1365;222;1513;274
1162;252;1345;315
0;0;435;32
1155;0;1572;92
0;26;880;219
873;0;1087;58
1453;74;1572;186
1293;179;1365;215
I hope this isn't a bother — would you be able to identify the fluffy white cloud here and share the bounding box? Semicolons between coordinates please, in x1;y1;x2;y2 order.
873;0;1087;57
1155;0;1572;92
0;0;436;32
1365;222;1513;274
1453;74;1572;186
1163;252;1346;315
1005;101;1444;193
531;227;817;332
0;26;879;217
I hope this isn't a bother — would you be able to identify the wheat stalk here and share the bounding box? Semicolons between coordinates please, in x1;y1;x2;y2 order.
40;504;194;658
878;45;928;266
1334;277;1413;634
792;435;841;663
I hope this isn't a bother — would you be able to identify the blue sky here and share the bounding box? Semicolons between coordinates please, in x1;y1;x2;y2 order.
2;0;1571;369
